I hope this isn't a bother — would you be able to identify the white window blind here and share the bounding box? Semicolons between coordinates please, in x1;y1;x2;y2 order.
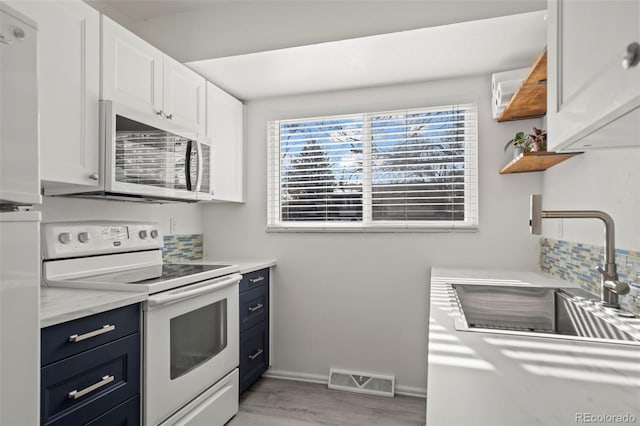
267;104;478;231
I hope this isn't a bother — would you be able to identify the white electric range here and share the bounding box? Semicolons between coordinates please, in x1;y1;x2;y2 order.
42;221;241;426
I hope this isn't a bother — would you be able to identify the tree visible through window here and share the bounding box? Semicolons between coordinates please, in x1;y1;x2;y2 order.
268;104;478;230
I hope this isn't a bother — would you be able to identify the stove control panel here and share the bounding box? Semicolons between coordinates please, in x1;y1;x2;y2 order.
42;221;163;260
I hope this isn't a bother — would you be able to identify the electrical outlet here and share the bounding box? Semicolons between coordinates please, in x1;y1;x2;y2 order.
556;219;564;238
169;217;177;234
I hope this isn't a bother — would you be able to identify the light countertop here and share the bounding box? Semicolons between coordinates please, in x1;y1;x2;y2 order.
180;258;277;274
40;287;147;328
427;267;640;426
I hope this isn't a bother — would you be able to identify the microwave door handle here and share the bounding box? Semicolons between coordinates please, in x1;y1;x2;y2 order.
145;273;242;308
185;141;193;191
195;141;203;192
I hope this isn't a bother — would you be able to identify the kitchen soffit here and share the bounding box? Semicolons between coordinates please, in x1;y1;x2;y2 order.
186;10;546;101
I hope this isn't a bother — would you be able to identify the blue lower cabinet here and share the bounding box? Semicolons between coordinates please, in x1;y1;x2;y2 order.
41;334;140;426
240;284;268;332
239;321;269;394
239;269;269;293
41;304;139;366
239;268;270;394
41;304;141;426
86;396;140;426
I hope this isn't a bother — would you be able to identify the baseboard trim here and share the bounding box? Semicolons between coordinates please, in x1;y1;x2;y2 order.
263;369;426;398
264;369;327;384
394;385;427;398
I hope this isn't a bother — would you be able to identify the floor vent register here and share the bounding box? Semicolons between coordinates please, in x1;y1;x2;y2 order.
328;368;395;397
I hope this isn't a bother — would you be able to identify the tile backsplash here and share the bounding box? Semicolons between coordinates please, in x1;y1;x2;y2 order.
163;234;203;262
541;237;640;314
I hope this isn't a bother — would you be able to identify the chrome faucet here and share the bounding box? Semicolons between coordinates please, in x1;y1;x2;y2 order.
530;194;630;308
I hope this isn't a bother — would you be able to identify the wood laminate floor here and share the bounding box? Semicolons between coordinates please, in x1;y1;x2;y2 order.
227;378;426;426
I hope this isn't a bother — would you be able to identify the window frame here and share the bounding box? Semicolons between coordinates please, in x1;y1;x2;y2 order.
267;104;478;233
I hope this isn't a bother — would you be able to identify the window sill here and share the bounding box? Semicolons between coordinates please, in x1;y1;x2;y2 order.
266;224;479;233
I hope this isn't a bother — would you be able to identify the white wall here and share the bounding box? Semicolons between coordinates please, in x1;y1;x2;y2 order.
202;75;543;393
37;197;203;236
126;1;545;62
541;147;640;251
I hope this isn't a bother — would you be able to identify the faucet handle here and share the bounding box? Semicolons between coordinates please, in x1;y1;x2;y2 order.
597;267;631;296
603;279;631;296
596;266;616;281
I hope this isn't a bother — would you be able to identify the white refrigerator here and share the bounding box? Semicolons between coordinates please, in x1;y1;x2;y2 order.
0;3;40;425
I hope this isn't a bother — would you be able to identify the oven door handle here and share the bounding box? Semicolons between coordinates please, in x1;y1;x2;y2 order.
146;273;242;309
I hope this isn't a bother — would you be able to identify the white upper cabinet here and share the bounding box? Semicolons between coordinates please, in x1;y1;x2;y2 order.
164;56;206;135
547;0;640;151
102;16;205;135
206;82;245;202
9;0;100;188
101;15;163;118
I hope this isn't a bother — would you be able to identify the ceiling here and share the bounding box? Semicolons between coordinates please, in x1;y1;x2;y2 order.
187;10;547;100
86;0;208;21
89;1;546;62
87;1;547;101
90;0;545;24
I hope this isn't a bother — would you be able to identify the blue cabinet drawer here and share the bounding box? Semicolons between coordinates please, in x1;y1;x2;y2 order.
239;321;269;394
239;268;269;293
42;304;140;366
239;285;268;333
85;396;139;426
41;333;140;426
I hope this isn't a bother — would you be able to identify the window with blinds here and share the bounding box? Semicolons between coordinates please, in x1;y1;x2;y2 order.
267;104;478;231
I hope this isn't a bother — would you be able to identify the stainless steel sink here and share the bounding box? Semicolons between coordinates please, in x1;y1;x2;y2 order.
451;284;639;344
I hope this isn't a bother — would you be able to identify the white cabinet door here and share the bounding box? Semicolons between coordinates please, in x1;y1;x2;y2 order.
102;15;163;117
9;0;100;187
164;56;206;135
547;0;640;151
206;83;244;202
102;17;206;135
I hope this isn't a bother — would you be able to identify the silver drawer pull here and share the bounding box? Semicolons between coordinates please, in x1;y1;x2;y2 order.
248;348;264;360
248;303;264;312
68;325;115;343
68;375;114;400
249;276;265;284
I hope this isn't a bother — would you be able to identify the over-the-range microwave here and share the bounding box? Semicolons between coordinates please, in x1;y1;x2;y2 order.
46;101;213;203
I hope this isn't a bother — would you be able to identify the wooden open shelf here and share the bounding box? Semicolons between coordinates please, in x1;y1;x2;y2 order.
499;151;583;174
498;50;547;122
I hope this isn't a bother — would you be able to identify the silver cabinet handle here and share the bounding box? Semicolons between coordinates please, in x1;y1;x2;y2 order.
68;375;114;400
166;113;173;120
155;109;164;117
68;324;115;343
248;303;264;312
248;348;264;360
12;27;25;41
250;276;265;284
622;42;640;69
88;173;99;181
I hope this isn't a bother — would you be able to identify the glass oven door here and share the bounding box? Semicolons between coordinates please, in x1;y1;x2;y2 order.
170;298;227;380
143;274;240;426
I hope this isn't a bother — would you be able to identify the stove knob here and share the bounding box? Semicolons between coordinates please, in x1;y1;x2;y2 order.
78;232;90;243
150;229;159;239
58;232;72;245
139;230;148;239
